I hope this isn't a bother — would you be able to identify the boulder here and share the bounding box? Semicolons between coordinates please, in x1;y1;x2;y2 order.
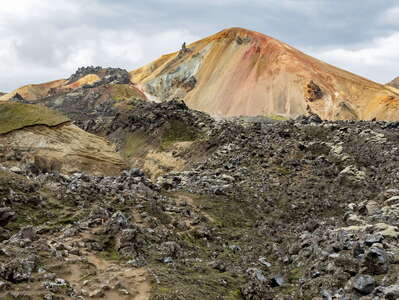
352;275;375;295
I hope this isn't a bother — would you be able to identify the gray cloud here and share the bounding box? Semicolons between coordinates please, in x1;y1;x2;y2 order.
1;0;399;91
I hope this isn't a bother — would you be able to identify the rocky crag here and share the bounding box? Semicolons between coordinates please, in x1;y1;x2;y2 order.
2;98;399;299
0;67;147;105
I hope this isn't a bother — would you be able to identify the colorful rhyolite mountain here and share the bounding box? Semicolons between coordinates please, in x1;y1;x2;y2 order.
2;28;399;120
132;27;399;120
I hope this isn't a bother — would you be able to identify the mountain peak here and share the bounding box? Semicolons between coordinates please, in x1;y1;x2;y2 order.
199;27;276;47
218;27;263;36
132;28;399;120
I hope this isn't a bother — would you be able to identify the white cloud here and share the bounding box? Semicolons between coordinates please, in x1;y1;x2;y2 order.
380;5;399;25
309;32;399;83
163;0;322;14
0;0;198;91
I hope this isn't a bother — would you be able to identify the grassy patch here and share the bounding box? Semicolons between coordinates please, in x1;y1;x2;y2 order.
265;114;289;121
109;84;146;101
227;289;244;300
121;132;149;159
161;120;202;149
100;248;121;261
273;165;291;175
150;263;245;300
0;103;69;134
194;194;255;229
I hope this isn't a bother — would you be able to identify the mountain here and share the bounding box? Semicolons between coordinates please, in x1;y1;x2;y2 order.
132;27;399;120
3;28;399;121
0;66;147;103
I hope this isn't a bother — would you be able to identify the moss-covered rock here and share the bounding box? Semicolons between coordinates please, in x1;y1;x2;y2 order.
0;103;69;134
109;84;147;101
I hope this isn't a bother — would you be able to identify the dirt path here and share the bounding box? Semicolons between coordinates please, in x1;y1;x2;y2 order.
61;228;152;300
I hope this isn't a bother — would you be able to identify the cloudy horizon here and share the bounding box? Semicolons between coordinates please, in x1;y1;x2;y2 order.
1;0;399;92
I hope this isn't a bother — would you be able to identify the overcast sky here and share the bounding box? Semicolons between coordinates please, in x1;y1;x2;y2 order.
1;0;399;91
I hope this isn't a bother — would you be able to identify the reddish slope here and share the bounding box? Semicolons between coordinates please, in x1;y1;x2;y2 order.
131;27;399;120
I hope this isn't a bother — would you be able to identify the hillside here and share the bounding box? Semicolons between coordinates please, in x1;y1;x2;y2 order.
0;102;125;175
1;101;399;299
132;27;399;120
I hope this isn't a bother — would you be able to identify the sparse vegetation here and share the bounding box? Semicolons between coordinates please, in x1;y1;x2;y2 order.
161;119;202;149
0;103;69;134
109;84;146;101
121;132;149;158
265;114;289;121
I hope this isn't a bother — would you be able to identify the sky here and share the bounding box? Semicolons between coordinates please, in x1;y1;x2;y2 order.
1;0;399;92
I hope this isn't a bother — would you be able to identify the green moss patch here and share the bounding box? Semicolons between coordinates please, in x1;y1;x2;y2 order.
0;103;70;134
161;120;202;149
121;132;150;159
265;114;289;121
109;84;146;101
151;263;245;300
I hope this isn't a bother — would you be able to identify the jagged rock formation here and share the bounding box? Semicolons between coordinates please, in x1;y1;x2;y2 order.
32;82;147;129
132;27;399;120
67;66;131;86
0;103;125;175
8;93;27;103
0;66;146;104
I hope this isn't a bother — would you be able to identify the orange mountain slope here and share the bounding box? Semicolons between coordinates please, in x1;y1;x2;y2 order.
131;27;399;120
0;79;68;101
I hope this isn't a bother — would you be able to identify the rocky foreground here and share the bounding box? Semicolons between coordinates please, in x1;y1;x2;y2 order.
2;100;399;299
